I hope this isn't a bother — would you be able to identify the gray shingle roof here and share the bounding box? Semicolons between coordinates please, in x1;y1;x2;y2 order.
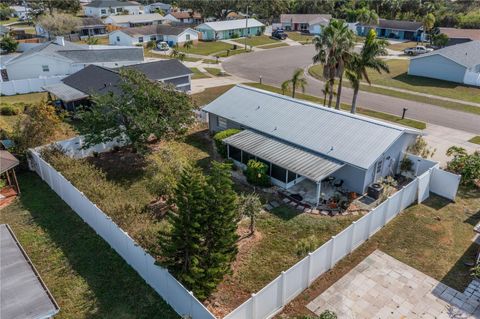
120;24;192;37
85;0;139;8
224;130;343;182
378;19;422;31
42;82;89;102
1;224;59;319
122;59;192;79
203;85;420;169
57;47;144;63
411;40;480;69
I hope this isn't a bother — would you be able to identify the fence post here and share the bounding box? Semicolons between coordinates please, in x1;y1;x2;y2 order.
251;293;257;319
280;271;286;306
348;221;356;253
329;236;336;269
366;210;373;239
383;197;391;226
307;252;313;286
398;186;406;213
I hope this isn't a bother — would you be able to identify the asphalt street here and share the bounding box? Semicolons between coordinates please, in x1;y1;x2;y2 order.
223;45;480;134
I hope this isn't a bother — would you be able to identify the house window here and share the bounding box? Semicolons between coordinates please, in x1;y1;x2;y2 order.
217;116;227;129
271;164;287;183
116;7;123;13
101;9;106;14
116;36;120;42
376;159;383;175
287;170;296;183
138;37;144;43
150;35;156;41
241;152;255;165
229;146;241;162
186;34;190;41
42;65;49;72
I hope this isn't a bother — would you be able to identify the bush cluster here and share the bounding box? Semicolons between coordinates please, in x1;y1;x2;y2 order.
0;105;19;116
245;159;271;187
213;128;241;157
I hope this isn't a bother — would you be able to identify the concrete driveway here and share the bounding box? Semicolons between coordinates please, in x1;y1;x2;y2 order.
222;45;480;134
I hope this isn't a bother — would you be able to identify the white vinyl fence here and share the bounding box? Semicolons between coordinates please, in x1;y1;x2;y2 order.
0;76;65;95
225;162;459;319
28;138;216;319
29;136;460;319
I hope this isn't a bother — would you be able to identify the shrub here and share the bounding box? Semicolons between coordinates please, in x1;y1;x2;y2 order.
245;159;271;187
446;147;480;186
407;136;436;158
213;129;241;157
231;32;240;39
399;156;414;173
319;310;337;319
0;105;19;115
295;235;319;257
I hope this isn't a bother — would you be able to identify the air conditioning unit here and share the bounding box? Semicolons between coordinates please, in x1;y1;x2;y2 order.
367;183;384;200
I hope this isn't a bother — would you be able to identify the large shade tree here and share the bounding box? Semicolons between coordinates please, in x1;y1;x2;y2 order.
345;29;389;114
77;69;195;153
312;19;355;109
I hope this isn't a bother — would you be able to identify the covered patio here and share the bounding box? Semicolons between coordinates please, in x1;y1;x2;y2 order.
43;82;89;112
0;151;20;208
223;130;345;206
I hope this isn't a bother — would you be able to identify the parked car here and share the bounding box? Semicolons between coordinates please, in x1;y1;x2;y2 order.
271;28;287;40
156;41;169;51
404;45;434;55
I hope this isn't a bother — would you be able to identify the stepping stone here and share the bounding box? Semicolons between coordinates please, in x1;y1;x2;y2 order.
311;209;319;214
289;201;297;207
320;210;329;216
264;204;273;211
304;208;312;213
296;205;304;211
282;198;290;203
270;201;280;208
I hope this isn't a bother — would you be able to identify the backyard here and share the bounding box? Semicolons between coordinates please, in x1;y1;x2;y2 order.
38;124;360;317
281;186;480;316
0;172;179;319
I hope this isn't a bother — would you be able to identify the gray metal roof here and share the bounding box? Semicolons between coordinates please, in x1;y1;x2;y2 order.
1;224;59;319
280;14;332;24
224;130;343;182
57;47;144;63
0;151;19;174
85;0;139;7
203;85;420;169
411;40;480;69
43;82;89;102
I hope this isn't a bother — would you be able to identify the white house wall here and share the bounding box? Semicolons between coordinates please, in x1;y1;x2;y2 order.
85;5;140;17
5;55;72;80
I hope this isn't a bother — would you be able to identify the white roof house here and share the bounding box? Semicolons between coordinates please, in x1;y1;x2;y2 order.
203;85;420;197
198;18;264;32
3;37;144;81
84;0;142;17
196;18;265;40
104;13;164;27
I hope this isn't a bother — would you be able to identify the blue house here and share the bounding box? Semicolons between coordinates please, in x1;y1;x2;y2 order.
357;19;425;42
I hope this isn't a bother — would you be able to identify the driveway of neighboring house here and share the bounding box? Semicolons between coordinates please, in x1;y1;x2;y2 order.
307;250;480;318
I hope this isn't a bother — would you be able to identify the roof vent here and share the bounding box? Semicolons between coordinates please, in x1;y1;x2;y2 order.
256;105;260;110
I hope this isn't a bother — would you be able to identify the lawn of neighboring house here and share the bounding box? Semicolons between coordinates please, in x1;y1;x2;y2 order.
387;40;419;51
204;67;229;77
216;48;250;58
177;40;233;56
308;62;480;116
75;37;110;45
0;92;48;132
469;136;480;145
0;172;179;319
259;42;290;49
232;35;280;47
0;17;18;25
286;31;314;44
281;187;480;317
190;67;209;79
191;84;234;106
244;82;426;130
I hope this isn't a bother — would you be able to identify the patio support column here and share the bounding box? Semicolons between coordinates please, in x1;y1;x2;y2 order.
315;181;321;207
11;169;20;194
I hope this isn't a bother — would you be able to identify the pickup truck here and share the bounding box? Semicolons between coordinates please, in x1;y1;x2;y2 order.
271;29;288;40
403;46;434;55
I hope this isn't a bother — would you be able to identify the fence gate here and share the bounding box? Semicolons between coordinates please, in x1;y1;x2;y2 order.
429;168;461;201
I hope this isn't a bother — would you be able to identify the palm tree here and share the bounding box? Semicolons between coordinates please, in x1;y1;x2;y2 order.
422;13;435;44
183;40;193;52
312;19;355;109
357;8;379;26
345;29;389;114
281;68;307;98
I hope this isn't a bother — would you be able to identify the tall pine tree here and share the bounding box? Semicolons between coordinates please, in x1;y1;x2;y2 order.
159;165;207;292
201;161;239;297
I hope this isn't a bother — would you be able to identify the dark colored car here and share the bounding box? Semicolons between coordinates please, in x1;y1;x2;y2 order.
271;29;288;40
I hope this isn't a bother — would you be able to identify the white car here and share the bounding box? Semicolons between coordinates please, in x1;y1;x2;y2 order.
404;45;434;55
156;41;170;51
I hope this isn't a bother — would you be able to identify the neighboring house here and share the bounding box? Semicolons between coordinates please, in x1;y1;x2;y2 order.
43;60;192;110
196;18;265;40
3;37;143;81
408;40;480;87
357;19;425;41
84;0;141;17
144;2;172;14
203;85;420;203
0;25;9;37
164;11;203;24
9;5;30;18
104;13;164;28
35;17;107;39
439;27;480;46
279;14;332;34
1;224;60;319
109;24;198;46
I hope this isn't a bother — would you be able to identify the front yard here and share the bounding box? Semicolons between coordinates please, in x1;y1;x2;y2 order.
177;40;233;56
0;172;179;319
282;186;480;316
232;35;280;47
286;32;314;44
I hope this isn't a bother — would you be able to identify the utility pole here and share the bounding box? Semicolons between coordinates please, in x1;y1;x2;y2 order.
244;5;249;52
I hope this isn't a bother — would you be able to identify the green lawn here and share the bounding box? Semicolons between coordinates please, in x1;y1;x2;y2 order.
0;92;49;132
0;17;18;25
387;40;418;51
282;187;480;316
190;67;209;79
232;35;279;47
308;62;480;115
204;67;228;77
259;42;289;49
244;82;426;130
217;48;250;58
0;92;48;104
1;172;178;319
286;32;314;44
468;136;480;145
191;84;234;106
177;40;233;56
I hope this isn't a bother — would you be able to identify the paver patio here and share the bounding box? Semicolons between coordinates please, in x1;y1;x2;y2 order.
307;250;480;318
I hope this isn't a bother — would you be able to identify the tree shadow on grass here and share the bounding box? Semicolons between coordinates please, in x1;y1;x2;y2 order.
392;73;460;89
18;172;179;319
439;241;478;293
270;205;302;221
